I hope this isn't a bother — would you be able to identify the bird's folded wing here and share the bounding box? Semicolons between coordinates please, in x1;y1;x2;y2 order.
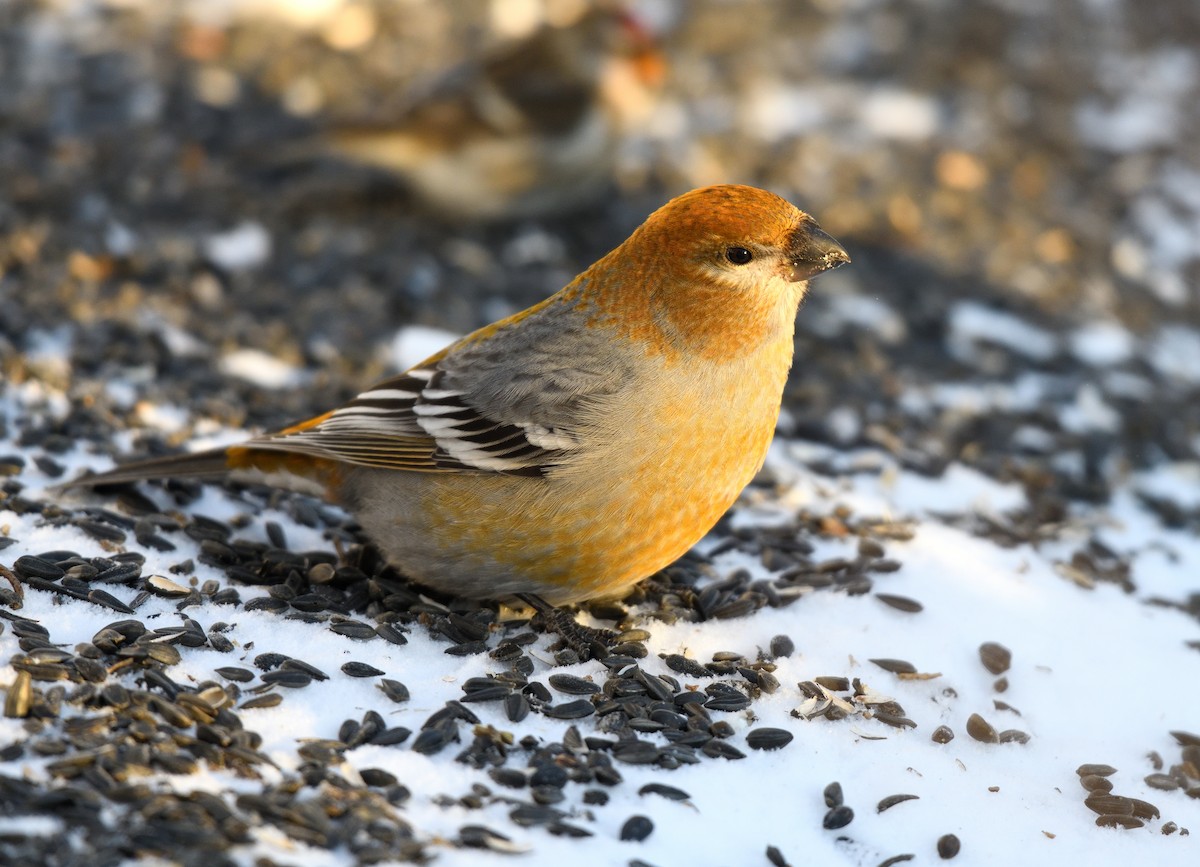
247;295;630;476
244;365;595;477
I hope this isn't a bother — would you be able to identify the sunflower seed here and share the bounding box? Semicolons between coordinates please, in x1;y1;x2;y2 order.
978;642;1012;675
341;662;384;678
1076;763;1117;777
620;815;653;841
966;713;999;743
870;658;916;675
823;805;854;829
1095;815;1143;829
747;728;794;751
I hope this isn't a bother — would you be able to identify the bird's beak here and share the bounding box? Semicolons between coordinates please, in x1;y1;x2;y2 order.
785;223;851;282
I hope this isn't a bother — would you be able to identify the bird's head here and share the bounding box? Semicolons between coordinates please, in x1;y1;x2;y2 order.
590;185;850;360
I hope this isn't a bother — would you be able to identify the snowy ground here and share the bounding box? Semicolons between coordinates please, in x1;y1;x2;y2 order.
2;355;1199;865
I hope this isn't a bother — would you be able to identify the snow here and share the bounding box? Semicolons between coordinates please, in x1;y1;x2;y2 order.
1068;321;1136;367
858;88;940;141
219;348;309;389
947;302;1059;363
1146;326;1200;385
391;325;462;371
203;221;272;271
4;382;1198;865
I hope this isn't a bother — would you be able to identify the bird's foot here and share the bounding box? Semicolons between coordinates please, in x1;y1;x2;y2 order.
517;593;617;661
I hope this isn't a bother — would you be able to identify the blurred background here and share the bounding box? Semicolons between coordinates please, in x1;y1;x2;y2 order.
1;0;1198;519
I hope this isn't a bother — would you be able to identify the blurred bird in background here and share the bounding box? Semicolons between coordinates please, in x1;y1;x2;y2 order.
304;2;664;221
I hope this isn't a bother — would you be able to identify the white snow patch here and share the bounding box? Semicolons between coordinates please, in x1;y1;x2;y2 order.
947;301;1059;362
1059;383;1121;434
219;348;308;389
1076;48;1195;152
809;290;907;344
1145;325;1200;384
1133;461;1200;509
859;88;940;140
391;325;461;371
742;82;831;142
204;221;272;271
1068;321;1135;367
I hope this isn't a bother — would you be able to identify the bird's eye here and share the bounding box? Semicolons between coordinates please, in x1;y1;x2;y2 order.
725;246;753;265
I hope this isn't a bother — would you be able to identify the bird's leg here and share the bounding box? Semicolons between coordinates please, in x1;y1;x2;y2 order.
0;564;23;608
516;593;617;661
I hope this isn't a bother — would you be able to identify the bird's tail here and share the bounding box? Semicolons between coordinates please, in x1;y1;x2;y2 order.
61;448;233;489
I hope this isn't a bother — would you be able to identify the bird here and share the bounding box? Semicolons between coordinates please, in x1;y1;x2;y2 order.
68;185;850;606
310;4;665;221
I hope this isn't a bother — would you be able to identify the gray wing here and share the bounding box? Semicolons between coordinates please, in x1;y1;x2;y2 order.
246;298;631;477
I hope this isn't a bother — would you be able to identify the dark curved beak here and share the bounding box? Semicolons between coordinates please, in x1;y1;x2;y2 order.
786;222;850;282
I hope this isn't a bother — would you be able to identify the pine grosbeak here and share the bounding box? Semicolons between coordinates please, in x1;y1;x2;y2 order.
318;6;663;221
74;185;849;604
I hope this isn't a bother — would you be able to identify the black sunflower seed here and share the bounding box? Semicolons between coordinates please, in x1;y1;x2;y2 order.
260;670;312;688
378;679;409;703
542;699;595;720
823;805;854;829
875;594;923;613
823;781;843;808
937;833;960;858
870;658;916;675
620;815;653;842
747;728;794;750
548;673;601;695
280;659;329;681
240;693;282;710
341;662;385;678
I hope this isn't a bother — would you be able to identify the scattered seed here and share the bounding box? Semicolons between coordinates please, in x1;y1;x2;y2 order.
966;713;999;744
1084;794;1134;816
378;679;410;703
824;782;844;808
548;674;601;695
877;794;919;812
876;594;923;613
870;658;916;675
1144;773;1181;791
998;729;1030;744
1076;763;1117;777
329;620;378;640
620;815;653;842
1095;815;1143;829
341;662;385;678
769;635;795;658
1170;731;1200;747
747;728;794;751
260;670;312;689
543;699;595;720
145;575;190;597
823;805;854;829
937;833;960;859
766;845;792;867
1079;775;1113;793
978;642;1012;675
638;783;690;801
240;693;282;710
